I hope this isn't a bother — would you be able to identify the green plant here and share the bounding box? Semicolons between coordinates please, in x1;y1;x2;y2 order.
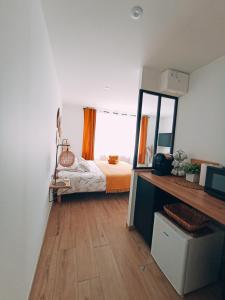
183;163;200;174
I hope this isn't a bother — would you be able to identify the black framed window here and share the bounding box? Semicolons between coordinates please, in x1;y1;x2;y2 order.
133;89;178;169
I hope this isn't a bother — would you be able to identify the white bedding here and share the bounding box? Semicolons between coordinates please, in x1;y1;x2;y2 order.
57;160;106;195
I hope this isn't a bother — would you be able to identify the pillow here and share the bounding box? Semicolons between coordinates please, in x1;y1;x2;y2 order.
75;160;90;172
77;156;86;163
108;155;119;165
57;156;91;172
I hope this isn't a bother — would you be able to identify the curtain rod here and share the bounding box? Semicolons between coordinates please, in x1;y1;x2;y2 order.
83;106;136;117
97;109;136;117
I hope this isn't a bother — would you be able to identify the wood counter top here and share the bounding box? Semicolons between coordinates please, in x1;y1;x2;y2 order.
138;172;225;226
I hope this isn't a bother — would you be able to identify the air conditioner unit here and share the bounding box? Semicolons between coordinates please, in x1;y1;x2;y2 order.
161;69;189;97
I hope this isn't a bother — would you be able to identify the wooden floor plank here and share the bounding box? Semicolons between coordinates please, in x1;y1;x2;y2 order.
78;278;105;300
45;203;60;238
140;261;181;300
110;242;150;300
29;236;59;300
58;202;76;250
53;248;77;300
94;198;112;223
89;277;105;300
78;281;90;300
94;245;130;300
30;193;222;300
72;201;98;282
81;200;109;248
103;217;153;267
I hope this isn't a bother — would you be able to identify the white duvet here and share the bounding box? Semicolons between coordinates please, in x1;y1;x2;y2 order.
57;161;106;195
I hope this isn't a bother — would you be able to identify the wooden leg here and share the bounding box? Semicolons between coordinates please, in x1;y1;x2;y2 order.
57;194;61;204
48;189;52;202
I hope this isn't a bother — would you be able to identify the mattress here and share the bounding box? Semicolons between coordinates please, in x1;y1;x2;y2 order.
57;161;106;195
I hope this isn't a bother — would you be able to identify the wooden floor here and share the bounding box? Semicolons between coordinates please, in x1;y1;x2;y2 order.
29;193;222;300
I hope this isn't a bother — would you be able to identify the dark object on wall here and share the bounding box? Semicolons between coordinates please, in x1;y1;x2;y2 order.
152;153;173;176
205;166;225;201
158;133;172;147
56;107;61;139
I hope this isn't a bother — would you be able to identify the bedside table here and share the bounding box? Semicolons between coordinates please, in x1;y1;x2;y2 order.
49;178;71;203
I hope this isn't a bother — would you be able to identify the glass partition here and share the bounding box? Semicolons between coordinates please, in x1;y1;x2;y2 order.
133;90;178;169
157;97;176;154
136;93;158;167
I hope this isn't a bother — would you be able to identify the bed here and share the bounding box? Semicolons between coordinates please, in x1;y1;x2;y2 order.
57;160;132;196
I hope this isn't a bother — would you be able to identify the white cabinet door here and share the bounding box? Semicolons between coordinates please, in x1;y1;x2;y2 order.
151;213;189;295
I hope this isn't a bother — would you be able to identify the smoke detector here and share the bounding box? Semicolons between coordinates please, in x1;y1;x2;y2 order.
130;6;143;20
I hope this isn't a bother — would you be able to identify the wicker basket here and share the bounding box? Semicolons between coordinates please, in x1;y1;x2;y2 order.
163;203;210;233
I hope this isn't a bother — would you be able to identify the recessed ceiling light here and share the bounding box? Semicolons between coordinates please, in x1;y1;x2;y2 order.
130;6;143;20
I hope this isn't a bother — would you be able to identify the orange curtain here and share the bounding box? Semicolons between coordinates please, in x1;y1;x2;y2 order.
82;108;96;160
138;116;148;164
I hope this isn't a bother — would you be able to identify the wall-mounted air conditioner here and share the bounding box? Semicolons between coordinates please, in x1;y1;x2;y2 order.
161;69;189;97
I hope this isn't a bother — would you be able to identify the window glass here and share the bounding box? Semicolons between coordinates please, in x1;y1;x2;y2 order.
95;111;136;163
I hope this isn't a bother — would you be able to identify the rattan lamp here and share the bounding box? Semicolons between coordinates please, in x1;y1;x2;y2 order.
54;139;75;184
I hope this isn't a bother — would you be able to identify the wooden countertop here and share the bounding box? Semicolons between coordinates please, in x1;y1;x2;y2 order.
138;172;225;226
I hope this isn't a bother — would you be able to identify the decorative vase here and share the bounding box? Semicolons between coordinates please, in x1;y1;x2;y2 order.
171;149;188;176
186;173;200;183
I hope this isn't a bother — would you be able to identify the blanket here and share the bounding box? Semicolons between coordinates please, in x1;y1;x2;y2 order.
95;160;132;193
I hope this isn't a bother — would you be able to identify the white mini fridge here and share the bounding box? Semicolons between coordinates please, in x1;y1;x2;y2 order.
151;212;224;296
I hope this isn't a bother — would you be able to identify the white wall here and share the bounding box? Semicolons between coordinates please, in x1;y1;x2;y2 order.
0;1;61;299
175;55;225;164
140;67;161;92
62;103;84;156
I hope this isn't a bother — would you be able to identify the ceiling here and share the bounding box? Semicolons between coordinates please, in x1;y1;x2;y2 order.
41;0;225;113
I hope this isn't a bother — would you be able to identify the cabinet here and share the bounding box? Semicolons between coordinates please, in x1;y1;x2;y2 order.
151;213;224;295
134;175;178;246
221;248;225;300
131;172;225;299
134;177;156;245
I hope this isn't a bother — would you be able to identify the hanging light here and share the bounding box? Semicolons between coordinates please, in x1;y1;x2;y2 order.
53;139;75;184
59;148;75;168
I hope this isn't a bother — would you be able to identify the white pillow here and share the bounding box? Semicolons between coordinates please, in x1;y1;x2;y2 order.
57;156;91;173
75;160;90;172
77;156;86;163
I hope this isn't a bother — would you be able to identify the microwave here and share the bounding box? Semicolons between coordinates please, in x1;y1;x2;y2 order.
205;166;225;201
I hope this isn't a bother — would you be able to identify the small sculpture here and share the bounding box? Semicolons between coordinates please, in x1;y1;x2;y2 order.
171;149;188;176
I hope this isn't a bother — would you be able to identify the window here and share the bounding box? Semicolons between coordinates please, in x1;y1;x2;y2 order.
95;111;136;163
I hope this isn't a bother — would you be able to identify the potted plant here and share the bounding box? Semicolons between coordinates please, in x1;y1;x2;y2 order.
184;163;200;183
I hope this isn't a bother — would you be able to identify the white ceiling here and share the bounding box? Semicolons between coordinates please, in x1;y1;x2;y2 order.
41;0;225;113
